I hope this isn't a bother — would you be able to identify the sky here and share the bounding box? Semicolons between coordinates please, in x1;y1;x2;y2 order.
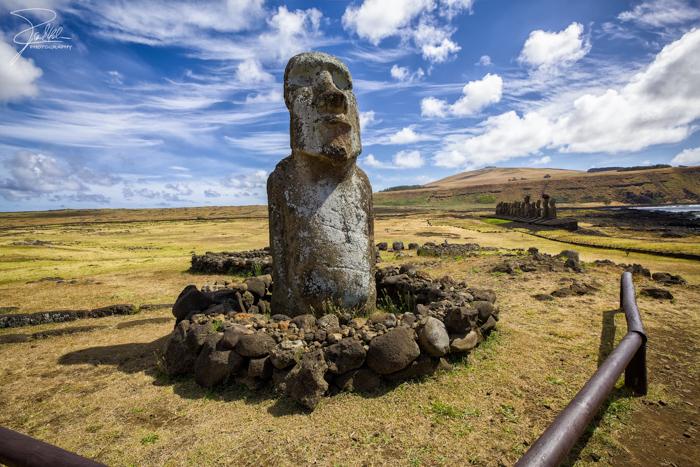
0;0;699;211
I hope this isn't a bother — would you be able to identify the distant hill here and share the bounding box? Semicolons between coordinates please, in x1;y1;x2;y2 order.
374;166;700;207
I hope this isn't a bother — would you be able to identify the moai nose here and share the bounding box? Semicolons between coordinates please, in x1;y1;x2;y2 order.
314;71;348;114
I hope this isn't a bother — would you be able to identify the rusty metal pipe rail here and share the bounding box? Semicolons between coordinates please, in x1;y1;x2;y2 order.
516;272;647;467
0;426;106;466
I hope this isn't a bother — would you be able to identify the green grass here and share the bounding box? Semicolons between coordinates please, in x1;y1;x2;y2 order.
140;433;159;445
482;217;511;225
532;229;700;258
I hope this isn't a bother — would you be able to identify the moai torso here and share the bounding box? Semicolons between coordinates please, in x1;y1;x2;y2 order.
268;52;376;317
268;156;375;316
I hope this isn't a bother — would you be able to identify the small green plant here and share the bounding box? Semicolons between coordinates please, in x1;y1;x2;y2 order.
430;400;462;419
210;319;224;332
546;376;564;385
252;262;263;276
499;404;518;422
378;290;415;315
140;433;159;445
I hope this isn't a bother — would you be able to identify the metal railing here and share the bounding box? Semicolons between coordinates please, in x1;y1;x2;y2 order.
0;426;105;467
516;271;647;466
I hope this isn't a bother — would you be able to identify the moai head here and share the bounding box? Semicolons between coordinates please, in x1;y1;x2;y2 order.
284;52;361;165
536;199;541;208
524;195;531;204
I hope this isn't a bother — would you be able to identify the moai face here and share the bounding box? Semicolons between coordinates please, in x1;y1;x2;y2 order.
284;52;361;165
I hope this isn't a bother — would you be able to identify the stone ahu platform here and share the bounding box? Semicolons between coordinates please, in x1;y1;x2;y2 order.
162;264;498;410
489;215;579;231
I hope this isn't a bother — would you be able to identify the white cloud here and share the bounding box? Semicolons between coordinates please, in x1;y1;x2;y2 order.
433;28;700;167
234;59;274;85
412;20;461;63
420;97;449;118
671;147;700;165
531;155;552;165
363;154;389;168
164;182;193;196
204;189;221;198
388;127;431;144
618;0;700;29
244;89;283;104
433;111;552;167
222;169;268;194
77;2;324;64
360;110;377;128
342;0;468;63
518;22;590;73
477;55;492;66
0;40;43;102
342;0;433;45
94;0;265;41
390;64;425;82
107;70;124;85
256;6;323;63
361;151;425;169
393;149;425;168
421;73;503;117
225;132;288;155
439;0;474;19
0;150;117;201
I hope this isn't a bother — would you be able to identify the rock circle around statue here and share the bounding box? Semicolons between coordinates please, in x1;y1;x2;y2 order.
162;263;498;410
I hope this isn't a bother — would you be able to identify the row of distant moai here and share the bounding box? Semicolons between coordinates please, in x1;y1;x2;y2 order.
496;194;557;219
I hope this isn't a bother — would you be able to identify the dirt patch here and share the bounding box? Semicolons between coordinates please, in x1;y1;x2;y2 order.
416;231;462;238
609;323;700;466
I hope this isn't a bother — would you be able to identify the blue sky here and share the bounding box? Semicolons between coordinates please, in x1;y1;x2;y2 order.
1;0;699;211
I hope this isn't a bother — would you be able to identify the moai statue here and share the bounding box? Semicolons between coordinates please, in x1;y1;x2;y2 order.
536;199;542;217
267;52;376;317
549;197;557;219
542;194;550;218
522;195;530;218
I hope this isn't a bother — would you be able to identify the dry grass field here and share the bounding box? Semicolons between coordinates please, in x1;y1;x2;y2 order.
374;166;700;207
0;207;698;466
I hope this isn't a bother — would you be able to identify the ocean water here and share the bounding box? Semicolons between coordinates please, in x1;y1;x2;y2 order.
631;204;700;218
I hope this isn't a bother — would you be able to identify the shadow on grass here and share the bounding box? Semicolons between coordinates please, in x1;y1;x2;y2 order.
0;324;107;344
58;336;169;373
598;309;622;367
562;386;636;466
116;317;172;329
558;309;638;464
57;334;398;417
58;330;500;416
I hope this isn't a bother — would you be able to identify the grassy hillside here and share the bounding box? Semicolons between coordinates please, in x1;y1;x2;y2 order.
375;166;700;207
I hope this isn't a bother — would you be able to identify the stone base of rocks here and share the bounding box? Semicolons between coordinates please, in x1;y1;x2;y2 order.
417;242;484;257
190;248;272;276
162;264;499;411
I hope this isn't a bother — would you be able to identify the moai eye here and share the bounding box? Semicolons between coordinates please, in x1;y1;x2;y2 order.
331;68;351;91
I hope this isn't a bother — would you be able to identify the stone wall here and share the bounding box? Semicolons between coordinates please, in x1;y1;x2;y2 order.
0;304;136;329
162;265;499;410
190;249;272;276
